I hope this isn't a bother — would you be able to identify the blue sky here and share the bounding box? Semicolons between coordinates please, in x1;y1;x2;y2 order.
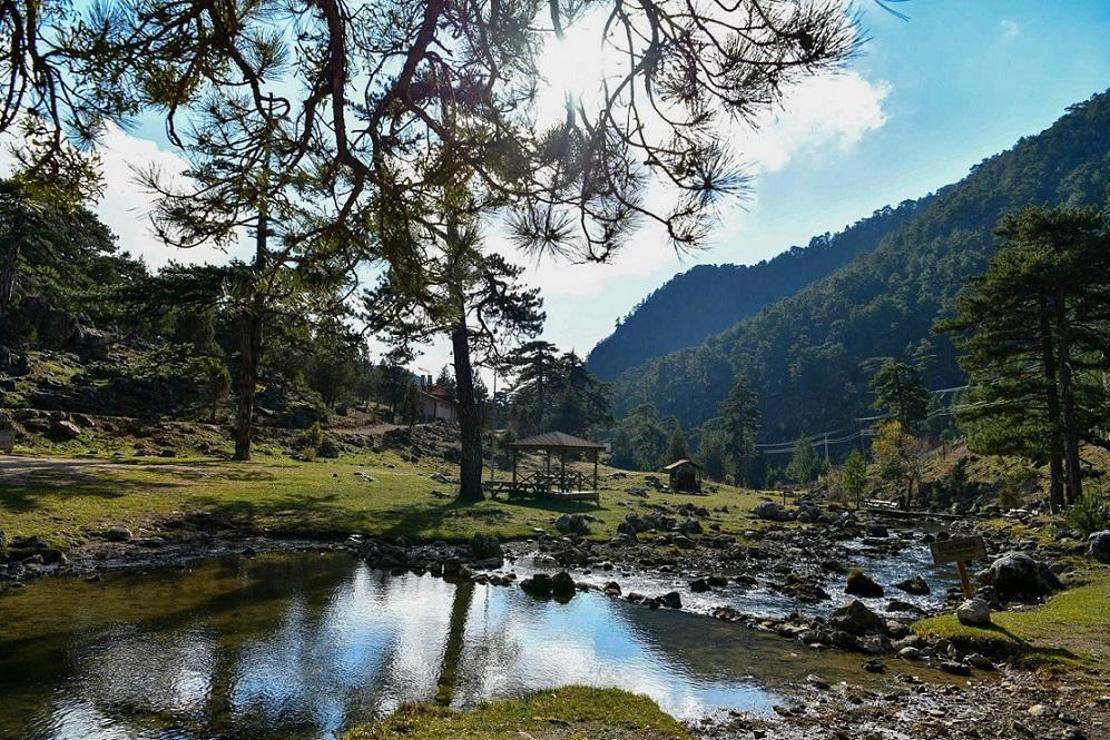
8;1;1107;376
528;0;1110;364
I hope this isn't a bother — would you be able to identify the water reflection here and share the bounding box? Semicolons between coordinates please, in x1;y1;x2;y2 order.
0;552;949;739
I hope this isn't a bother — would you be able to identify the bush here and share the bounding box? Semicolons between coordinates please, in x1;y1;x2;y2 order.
299;421;324;451
1066;488;1110;535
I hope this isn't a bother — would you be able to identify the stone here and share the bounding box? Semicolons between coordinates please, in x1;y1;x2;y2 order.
1027;704;1052;718
689;578;711;593
555;513;591;536
978;552;1061;601
104;526;132;543
753;501;790;521
862;659;887;673
806;674;831;690
317;438;341;458
470;533;502;560
845;569;884;598
49;419;81;440
898;647;923;660
660;591;683;609
1088;531;1110;564
550;571;577;598
520;573;553;596
956;597;992;626
893;576;930;596
829;599;886;635
940;660;971;676
966;653;995;670
603;581;622;597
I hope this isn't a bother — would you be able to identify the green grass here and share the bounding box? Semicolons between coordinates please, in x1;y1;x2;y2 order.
0;450;772;549
342;686;691;740
912;570;1110;677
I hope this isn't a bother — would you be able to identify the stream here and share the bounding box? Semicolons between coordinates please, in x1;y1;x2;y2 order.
0;545;959;739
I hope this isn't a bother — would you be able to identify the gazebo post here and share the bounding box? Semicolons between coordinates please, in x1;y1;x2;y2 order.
511;449;517;490
593;449;599;491
560;449;566;491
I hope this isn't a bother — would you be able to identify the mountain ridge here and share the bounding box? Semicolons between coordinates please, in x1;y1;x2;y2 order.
609;91;1110;443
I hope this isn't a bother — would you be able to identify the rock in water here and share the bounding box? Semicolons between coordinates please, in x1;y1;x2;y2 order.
893;576;930;595
1088;531;1110;564
550;571;576;598
660;591;682;609
520;574;553;596
956;597;992;626
829;599;886;635
845;568;885;597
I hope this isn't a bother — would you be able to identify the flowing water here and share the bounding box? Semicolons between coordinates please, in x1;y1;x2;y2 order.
0;550;957;739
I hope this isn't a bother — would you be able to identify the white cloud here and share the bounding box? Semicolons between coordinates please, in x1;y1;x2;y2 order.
92;126;237;268
1000;19;1020;42
0;124;239;269
742;72;893;174
519;70;893;303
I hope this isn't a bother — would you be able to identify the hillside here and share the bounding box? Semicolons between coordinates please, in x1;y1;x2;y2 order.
586;199;927;380
611;90;1110;441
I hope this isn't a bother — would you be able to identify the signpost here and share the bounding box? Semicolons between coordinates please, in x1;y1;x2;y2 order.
930;535;987;599
0;428;13;454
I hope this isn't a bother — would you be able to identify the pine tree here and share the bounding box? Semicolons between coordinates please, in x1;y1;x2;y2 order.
842;449;868;510
867;358;931;434
719;377;760;487
786;436;821;485
939;206;1110;510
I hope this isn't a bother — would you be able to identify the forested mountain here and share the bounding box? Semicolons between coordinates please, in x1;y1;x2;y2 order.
586;199;928;379
611;91;1110;443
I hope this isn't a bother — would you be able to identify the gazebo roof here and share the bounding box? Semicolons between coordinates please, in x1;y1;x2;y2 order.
662;458;702;471
504;431;606;451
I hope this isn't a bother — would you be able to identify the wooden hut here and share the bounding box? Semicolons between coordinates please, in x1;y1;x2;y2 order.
486;431;606;505
662;458;702;493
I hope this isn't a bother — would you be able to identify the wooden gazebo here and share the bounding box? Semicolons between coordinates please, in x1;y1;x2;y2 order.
487;431;606;505
662;458;703;493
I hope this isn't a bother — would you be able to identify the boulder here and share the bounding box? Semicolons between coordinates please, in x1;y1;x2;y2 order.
49;419;81;440
1088;531;1110;564
317;438;341;458
977;552;1061;602
520;573;553;596
603;581;622;597
660;591;683;609
845;569;884;597
555;513;591;536
104;527;133;543
689;578;711;593
753;501;789;521
550;571;577;598
956;597;991;626
829;599;885;636
470;533;502;560
893;576;930;596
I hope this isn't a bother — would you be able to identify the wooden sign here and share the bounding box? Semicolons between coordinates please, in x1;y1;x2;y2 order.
929;536;987;565
930;535;987;599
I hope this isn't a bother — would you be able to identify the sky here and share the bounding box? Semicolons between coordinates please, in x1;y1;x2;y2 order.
4;1;1109;380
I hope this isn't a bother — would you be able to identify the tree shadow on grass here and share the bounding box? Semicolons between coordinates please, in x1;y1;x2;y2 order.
0;475;183;514
188;492;368;538
956;622;1079;664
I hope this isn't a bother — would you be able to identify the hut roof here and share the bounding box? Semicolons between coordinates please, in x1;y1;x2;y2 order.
662;458;702;471
504;431;606;451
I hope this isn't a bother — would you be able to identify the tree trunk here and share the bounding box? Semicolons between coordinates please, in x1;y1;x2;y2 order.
233;210;268;462
0;242;20;317
452;319;484;502
233;310;261;461
1038;291;1065;513
1053;286;1083;505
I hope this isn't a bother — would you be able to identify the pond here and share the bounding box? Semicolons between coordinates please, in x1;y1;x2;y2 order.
0;550;955;739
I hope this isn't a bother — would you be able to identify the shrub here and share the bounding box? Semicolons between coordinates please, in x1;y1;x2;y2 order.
1066;488;1110;535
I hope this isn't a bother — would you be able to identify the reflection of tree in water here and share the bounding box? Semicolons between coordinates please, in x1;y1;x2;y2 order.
435;579;473;705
